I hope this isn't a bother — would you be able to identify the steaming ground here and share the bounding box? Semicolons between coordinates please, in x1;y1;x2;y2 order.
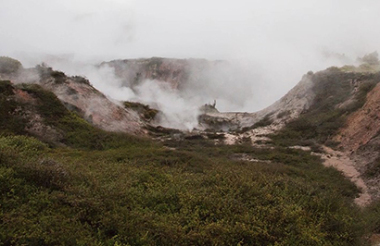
0;0;380;117
14;54;365;130
85;62;258;130
133;80;200;130
23;58;273;130
2;0;380;129
23;59;201;130
2;0;380;126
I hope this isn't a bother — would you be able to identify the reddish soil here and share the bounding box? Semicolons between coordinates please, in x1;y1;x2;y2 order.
336;83;380;152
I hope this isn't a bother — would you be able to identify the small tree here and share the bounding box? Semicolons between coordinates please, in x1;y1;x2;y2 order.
0;57;23;74
359;51;379;66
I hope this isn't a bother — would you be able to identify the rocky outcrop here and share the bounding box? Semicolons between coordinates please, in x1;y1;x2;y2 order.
102;57;316;133
333;77;380;201
336;82;380;152
37;67;145;135
0;63;147;136
199;73;315;132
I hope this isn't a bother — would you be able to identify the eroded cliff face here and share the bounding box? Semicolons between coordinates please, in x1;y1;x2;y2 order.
101;57;259;131
332;76;380;201
336;82;380;152
37;69;144;135
0;62;147;136
5;56;380;204
199;73;315;132
195;67;380;205
101;57;224;90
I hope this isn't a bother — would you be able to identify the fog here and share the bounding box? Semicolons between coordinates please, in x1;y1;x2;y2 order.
1;0;380;129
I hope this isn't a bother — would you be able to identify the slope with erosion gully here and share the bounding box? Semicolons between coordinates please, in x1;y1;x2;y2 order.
2;56;380;245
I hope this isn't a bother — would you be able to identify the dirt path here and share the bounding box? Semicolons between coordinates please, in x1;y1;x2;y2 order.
222;128;372;207
318;146;371;207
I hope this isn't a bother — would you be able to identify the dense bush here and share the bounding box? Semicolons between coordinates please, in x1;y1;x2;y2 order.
0;56;23;74
242;114;273;131
0;81;28;135
359;51;380;66
0;134;369;245
0;80;14;96
124;101;159;121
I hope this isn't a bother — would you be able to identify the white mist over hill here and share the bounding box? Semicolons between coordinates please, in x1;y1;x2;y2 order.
1;0;380;129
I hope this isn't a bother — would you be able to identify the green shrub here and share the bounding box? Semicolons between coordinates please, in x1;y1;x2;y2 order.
0;135;47;153
124;101;159;121
0;80;14;96
359;51;380;66
272;69;380;146
0;131;370;245
73;75;91;85
277;110;291;119
0;69;376;245
0;81;28;135
19;83;68;123
0;56;22;74
13;83;151;150
364;157;380;178
50;70;66;83
252;114;273;128
354;81;377;109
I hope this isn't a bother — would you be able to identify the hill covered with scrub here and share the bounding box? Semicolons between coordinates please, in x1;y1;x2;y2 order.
2;55;380;245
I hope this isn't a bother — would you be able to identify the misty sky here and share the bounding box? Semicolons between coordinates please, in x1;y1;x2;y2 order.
1;0;379;61
1;0;380;113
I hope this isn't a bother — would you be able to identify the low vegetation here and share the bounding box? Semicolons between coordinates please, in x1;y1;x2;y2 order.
0;132;371;245
364;157;380;178
247;114;273;131
0;81;149;149
0;80;28;135
0;56;23;74
1;75;380;245
358;51;380;66
272;68;380;147
124;101;159;122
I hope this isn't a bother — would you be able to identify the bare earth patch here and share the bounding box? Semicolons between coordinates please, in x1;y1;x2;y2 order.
318;146;371;207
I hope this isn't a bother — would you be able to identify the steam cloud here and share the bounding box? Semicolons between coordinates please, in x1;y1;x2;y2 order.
1;0;380;129
133;80;200;130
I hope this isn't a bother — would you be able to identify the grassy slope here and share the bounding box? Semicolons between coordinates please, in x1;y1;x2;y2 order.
0;79;376;245
0;136;368;245
272;67;380;147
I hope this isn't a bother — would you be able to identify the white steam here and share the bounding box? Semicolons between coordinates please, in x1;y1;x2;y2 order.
30;58;201;130
84;65;135;101
1;0;380;129
133;80;200;130
87;65;202;130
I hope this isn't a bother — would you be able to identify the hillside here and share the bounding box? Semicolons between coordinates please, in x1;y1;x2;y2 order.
0;58;150;137
101;57;226;90
2;56;380;245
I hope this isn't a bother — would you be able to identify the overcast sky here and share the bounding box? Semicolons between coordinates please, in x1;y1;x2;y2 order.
1;0;379;61
1;0;380;112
